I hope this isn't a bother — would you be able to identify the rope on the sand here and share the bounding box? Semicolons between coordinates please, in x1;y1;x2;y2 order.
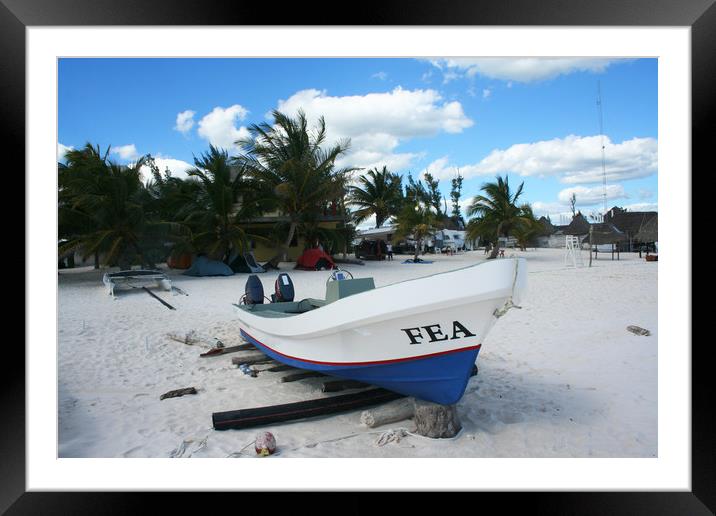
264;426;466;457
170;435;208;458
226;439;259;458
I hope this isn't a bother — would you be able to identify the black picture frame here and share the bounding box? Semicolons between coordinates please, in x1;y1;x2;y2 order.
5;0;712;513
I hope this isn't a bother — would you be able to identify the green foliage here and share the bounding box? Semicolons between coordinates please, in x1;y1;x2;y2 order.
179;145;267;263
510;204;541;250
348;166;403;228
450;171;463;219
234;110;355;250
404;174;431;207
466;175;536;258
58;143;163;267
393;197;442;261
422;171;443;216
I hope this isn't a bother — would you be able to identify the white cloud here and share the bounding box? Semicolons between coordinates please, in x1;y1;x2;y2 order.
174;110;196;134
637;188;654;200
621;202;658;212
482;88;491;99
442;71;460;84
420;156;455;180
558;184;627;206
197;105;251;152
424;135;657;184
428;58;622;83
530;201;573;222
112;144;139;161
139;156;195;181
57;142;73;161
372;71;388;80
274;87;473;172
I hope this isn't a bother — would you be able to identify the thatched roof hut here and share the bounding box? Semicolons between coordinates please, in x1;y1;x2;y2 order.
580;222;627;245
564;213;591;235
635;215;658;243
537;216;556;236
604;207;657;240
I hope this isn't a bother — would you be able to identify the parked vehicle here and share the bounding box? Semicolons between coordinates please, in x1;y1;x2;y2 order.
355;239;387;260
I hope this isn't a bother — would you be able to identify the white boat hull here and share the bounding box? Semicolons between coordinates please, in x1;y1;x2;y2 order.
235;258;527;404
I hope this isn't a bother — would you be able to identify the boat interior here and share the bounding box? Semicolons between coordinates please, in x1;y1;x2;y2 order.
236;273;375;318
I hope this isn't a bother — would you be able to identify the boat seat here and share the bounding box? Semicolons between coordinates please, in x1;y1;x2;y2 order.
325;278;375;304
234;281;374;318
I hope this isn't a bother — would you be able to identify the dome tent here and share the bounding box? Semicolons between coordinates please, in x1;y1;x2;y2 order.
183;255;234;277
295;248;336;271
229;252;266;273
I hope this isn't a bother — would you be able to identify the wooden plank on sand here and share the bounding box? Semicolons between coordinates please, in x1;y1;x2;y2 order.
142;286;176;310
160;387;197;400
279;371;326;383
322;379;369;393
264;364;296;373
231;354;272;366
200;343;255;357
212;388;405;430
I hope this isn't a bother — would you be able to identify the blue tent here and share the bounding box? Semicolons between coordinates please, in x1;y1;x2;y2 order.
183;256;234;277
229;252;266;273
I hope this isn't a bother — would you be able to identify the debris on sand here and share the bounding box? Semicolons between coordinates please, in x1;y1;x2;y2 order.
626;325;651;336
160;387;198;400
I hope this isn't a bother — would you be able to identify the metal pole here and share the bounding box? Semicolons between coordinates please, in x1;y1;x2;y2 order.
589;226;593;267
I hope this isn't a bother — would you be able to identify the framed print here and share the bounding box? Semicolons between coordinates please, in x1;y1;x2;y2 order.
5;0;713;513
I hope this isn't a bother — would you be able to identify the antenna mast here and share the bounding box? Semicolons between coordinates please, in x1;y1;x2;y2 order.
597;81;607;218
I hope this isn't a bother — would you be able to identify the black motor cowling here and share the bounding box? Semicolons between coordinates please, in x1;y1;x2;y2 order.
244;275;264;304
272;273;295;303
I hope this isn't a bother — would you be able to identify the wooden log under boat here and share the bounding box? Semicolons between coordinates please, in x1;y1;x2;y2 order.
212;388;405;430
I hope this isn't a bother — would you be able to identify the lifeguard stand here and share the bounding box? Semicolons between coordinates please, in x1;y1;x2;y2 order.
564;235;584;268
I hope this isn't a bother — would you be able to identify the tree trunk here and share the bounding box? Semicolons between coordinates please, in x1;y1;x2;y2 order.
93;251;100;269
360;397;415;428
414;239;420;262
412;399;462;438
264;221;297;268
488;223;503;259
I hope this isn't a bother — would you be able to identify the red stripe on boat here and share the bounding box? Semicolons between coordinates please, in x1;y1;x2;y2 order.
241;329;481;367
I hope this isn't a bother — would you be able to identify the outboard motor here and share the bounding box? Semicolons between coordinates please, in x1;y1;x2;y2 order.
272;273;295;303
244;274;264;305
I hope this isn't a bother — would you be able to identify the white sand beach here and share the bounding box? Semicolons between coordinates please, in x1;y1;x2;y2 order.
57;248;657;458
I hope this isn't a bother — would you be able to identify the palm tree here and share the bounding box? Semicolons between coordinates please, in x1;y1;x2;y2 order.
393;201;440;263
59;143;109;268
235;110;355;264
58;143;157;268
180;145;265;263
466;175;534;259
144;155;202;223
348;166;403;228
510;204;541;251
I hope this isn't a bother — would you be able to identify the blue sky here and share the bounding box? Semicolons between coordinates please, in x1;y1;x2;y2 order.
58;57;657;225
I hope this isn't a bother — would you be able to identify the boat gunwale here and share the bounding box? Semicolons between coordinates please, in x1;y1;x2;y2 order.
235;258;524;339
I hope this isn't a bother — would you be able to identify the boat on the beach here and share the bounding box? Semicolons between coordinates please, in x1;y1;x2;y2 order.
234;258;527;405
103;269;172;297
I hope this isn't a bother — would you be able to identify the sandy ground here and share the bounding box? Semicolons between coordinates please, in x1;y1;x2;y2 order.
57;248;657;458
